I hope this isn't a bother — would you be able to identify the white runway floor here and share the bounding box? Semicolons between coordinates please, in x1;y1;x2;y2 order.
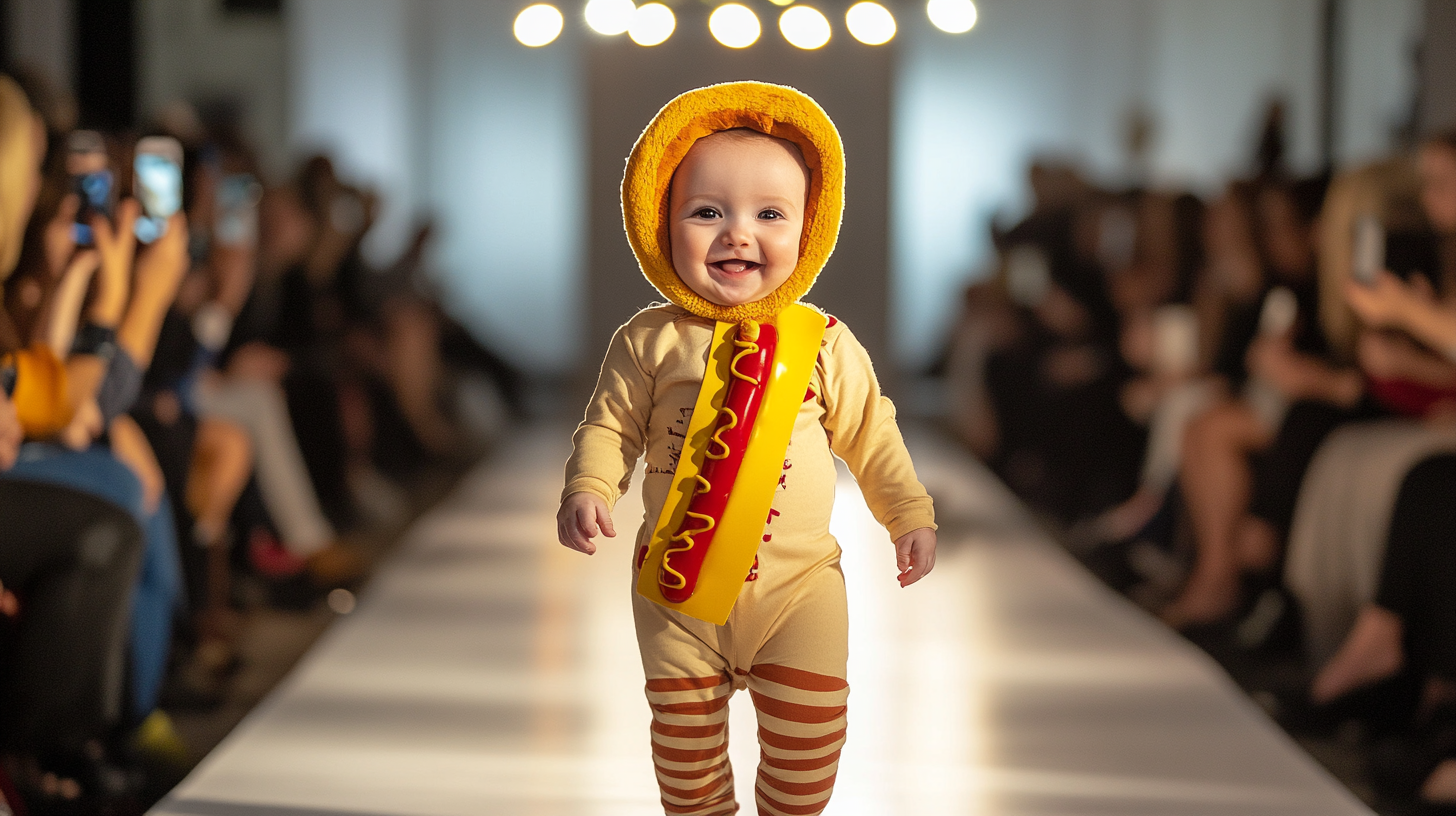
150;423;1372;816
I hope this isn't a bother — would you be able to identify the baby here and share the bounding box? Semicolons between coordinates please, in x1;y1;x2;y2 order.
558;82;936;816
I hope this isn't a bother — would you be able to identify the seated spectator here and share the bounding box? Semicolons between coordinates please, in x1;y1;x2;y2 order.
0;72;150;810
1160;174;1369;629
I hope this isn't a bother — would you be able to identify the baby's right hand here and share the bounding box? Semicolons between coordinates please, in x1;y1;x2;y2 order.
557;492;616;555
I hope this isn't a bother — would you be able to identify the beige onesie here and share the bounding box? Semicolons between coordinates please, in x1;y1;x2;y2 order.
564;304;935;815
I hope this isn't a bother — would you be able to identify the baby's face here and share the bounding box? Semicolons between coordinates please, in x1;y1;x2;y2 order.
669;132;807;308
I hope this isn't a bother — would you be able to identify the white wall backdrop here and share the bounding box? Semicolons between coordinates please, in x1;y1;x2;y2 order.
415;1;584;374
6;0;73;93
137;0;290;178
890;0;1421;369
1339;0;1426;161
284;0;583;373
286;0;419;268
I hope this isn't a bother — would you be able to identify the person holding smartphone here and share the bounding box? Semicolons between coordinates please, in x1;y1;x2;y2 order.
1346;269;1456;366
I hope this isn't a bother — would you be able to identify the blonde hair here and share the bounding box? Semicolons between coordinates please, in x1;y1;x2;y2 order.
0;75;38;282
1317;158;1423;359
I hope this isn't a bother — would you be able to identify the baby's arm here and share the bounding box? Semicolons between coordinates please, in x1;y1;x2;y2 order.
818;322;938;585
559;323;653;555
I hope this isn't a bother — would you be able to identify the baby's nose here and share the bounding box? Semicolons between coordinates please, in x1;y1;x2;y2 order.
721;224;752;246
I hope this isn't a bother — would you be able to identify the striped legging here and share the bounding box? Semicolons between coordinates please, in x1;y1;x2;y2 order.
646;664;848;815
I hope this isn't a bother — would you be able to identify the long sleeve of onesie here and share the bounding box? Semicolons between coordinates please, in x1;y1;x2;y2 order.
563;321;653;509
816;322;937;540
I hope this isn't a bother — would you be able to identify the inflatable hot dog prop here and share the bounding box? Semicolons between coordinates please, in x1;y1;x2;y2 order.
636;304;826;624
659;320;776;602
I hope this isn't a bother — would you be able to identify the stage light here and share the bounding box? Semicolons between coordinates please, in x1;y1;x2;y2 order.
710;4;761;49
768;0;795;6
585;0;636;35
927;0;977;33
845;2;895;45
780;6;830;49
514;4;564;46
629;2;675;45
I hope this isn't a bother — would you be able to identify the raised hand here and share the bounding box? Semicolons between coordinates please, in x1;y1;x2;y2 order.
134;212;191;298
88;198;140;327
44;194;80;280
118;213;191;368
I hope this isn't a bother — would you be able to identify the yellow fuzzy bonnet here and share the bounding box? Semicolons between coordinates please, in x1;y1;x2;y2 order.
621;81;844;323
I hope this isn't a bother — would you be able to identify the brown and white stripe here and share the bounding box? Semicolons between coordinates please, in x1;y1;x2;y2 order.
644;665;848;816
647;674;738;815
747;664;847;816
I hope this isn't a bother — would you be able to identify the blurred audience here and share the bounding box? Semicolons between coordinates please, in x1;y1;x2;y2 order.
940;107;1456;811
0;68;520;814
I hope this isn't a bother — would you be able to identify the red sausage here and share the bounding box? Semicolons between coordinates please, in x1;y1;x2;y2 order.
659;323;778;602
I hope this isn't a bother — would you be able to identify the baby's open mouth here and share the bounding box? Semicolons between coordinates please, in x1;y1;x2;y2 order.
710;259;763;276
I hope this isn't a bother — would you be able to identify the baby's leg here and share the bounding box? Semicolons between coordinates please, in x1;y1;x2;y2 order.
747;566;850;816
638;607;739;815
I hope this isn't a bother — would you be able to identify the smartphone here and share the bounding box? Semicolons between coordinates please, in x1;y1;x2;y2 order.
133;136;184;244
1005;244;1051;308
1351;214;1384;286
1259;286;1298;336
68;130;113;246
214;173;263;248
1151;304;1199;378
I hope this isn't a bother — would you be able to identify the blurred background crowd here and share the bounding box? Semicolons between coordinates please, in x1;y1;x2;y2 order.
938;108;1456;808
0;64;520;816
0;0;1452;814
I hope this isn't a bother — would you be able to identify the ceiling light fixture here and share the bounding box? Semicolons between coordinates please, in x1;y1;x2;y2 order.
629;2;675;46
585;0;636;35
845;1;895;45
709;4;761;49
779;5;831;50
514;4;564;46
927;0;977;34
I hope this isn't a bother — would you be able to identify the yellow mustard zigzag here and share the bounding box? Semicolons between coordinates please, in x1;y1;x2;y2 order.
661;320;759;590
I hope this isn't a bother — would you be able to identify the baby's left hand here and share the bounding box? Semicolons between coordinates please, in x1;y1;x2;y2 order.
894;527;937;587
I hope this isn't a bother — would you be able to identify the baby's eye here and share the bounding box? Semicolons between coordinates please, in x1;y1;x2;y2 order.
692;207;721;219
758;209;785;220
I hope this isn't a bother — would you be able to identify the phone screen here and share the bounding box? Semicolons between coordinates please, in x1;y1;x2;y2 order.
133;136;184;244
68;130;113;246
1004;244;1051;308
1258;286;1298;337
1351;214;1384;286
1151;304;1199;377
215;173;263;248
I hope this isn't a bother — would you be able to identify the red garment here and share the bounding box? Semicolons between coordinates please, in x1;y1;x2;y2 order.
1367;375;1456;417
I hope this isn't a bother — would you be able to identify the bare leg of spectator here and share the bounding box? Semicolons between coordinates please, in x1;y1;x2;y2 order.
384;300;458;456
1423;760;1456;803
1162;400;1271;627
1310;604;1405;704
185;419;254;681
198;379;336;557
186;418;254;547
